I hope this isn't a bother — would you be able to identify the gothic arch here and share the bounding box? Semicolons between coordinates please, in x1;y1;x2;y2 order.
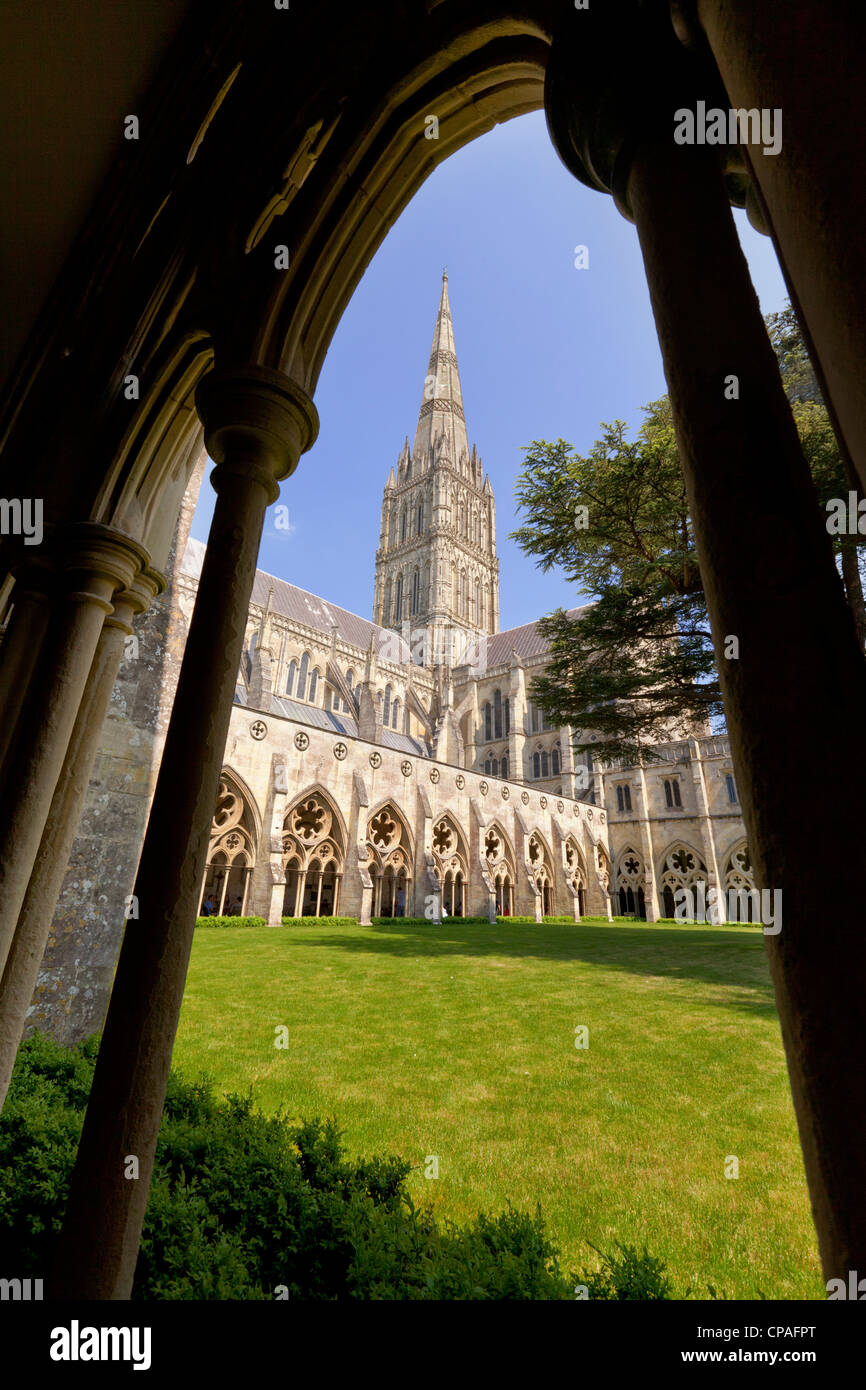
527;828;555;915
615;845;647;919
366;799;414;918
483;820;515;916
723;838;758;921
199;767;262;917
282;785;347;918
432;813;469;917
658;840;709;919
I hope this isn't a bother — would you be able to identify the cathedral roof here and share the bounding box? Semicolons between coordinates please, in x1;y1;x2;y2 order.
181;538;412;661
484;604;594;666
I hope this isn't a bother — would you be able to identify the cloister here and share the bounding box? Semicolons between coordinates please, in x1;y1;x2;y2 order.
0;0;864;1298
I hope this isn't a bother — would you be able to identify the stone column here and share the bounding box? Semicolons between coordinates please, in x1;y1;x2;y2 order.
0;525;147;975
688;739;722;919
51;366;318;1300
0;565;163;1109
546;0;866;1278
0;554;56;784
680;0;866;493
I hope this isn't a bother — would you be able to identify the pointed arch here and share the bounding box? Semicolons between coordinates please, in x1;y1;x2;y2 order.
658;840;708;919
615;846;647;919
282;785;348;918
200;767;262;917
367;799;414;918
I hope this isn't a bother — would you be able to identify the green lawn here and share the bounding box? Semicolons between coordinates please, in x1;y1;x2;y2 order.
173;916;823;1299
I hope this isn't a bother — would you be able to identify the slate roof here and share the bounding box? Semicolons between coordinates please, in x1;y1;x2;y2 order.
183;537;411;661
484;604;593;667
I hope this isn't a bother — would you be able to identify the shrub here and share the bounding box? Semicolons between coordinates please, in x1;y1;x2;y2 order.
196;916;267;929
281;916;357;927
0;1033;579;1301
576;1242;673;1300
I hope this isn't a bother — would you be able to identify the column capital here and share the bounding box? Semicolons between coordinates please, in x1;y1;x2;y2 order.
59;523;152;610
195;365;319;497
543;0;743;222
105;565;166;634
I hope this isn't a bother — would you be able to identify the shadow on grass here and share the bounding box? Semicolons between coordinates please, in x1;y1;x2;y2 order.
230;919;777;1018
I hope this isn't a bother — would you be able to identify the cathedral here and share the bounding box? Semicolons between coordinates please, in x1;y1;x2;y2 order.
26;271;757;1052
177;276;753;931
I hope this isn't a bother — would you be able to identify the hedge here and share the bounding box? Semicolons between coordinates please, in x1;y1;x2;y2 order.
196;915;267;929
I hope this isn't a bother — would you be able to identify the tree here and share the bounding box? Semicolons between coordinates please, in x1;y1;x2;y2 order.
512;400;722;766
512;305;865;766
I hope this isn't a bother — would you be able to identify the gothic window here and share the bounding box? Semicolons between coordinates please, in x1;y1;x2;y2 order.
552;744;561;776
461;571;468;617
494;688;502;739
297;652;309;701
383;683;392;726
459;502;465;536
484;758;492;775
531;703;539;733
392;698;400;730
664;778;682;809
724;842;757;920
395;575;403;621
411;568;420;616
366;803;412;918
533;752;540;779
417;502;423;535
286;659;297;697
345;670;355;714
200;771;259;917
401;508;407;542
616;848;646;919
475;580;481;623
504;697;510;736
432;816;469;918
282;791;346;918
383;579;392;624
616;783;631;812
726;773;738;803
659;843;708;918
541;750;549;778
501;753;508;779
308;668;319;703
616;785;624;813
483;703;492;741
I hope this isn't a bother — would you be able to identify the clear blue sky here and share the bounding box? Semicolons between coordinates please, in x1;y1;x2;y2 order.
190;109;788;630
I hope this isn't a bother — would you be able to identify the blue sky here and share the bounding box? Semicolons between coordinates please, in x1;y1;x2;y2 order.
190;109;788;630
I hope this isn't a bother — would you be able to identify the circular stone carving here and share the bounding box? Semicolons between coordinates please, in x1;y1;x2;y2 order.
250;720;267;741
501;786;510;800
521;790;529;805
599;812;606;824
455;775;465;790
557;800;564;813
587;808;594;820
369;751;382;769
294;731;309;751
573;802;579;816
401;760;412;777
540;796;547;810
479;780;488;796
430;767;441;783
334;742;347;760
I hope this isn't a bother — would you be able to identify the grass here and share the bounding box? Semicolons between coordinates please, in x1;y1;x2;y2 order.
172;915;823;1299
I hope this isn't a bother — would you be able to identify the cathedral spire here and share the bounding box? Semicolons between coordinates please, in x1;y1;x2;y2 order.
412;270;470;470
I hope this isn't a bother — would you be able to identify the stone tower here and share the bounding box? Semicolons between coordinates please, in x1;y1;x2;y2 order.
373;271;500;666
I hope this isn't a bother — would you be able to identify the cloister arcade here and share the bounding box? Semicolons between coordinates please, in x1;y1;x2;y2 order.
0;0;862;1299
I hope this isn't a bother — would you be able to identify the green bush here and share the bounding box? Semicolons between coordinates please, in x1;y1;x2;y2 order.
196;916;267;929
0;1033;584;1301
576;1242;673;1299
281;916;357;927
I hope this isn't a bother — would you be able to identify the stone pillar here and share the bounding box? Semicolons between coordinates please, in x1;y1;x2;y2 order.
0;564;162;1109
688;739;722;919
51;366;318;1299
0;554;56;784
681;0;866;493
546;0;866;1278
0;525;148;976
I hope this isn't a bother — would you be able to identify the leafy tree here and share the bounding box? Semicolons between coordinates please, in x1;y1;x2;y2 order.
512;305;864;766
